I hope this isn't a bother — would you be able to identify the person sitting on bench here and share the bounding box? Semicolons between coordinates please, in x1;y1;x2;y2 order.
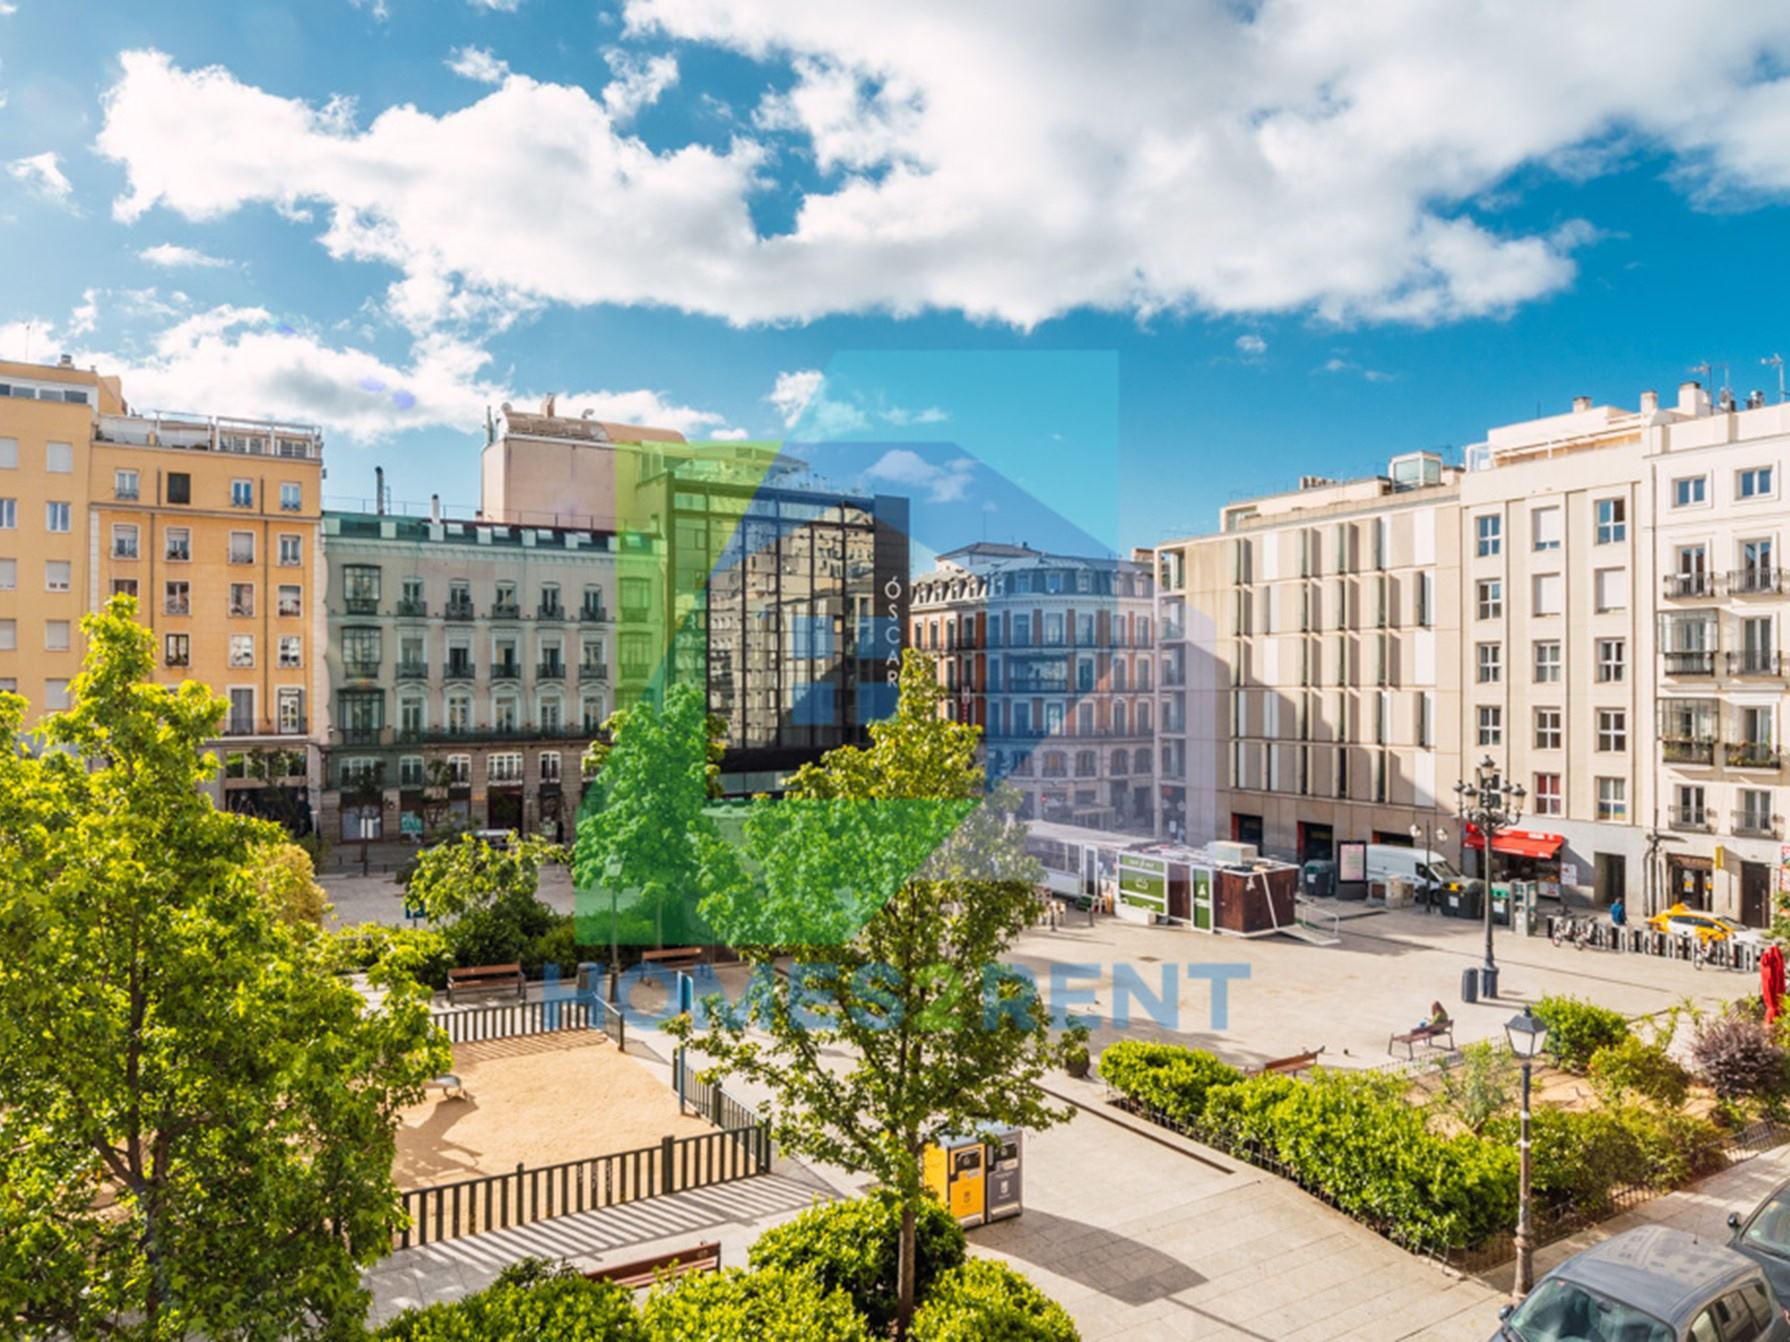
1414;1001;1450;1033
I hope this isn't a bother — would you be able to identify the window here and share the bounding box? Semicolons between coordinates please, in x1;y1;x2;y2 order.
161;582;190;618
231;478;254;508
45;560;71;592
541;751;561;784
277;688;305;734
1594;497;1626;544
399;696;425;736
280;482;301;511
1416;570;1433;627
45;501;70;533
1476;642;1502;683
0;558;14;589
1594;567;1628;612
1475;513;1502;557
1533;572;1562;615
0;499;12;529
278;534;302;566
1531;505;1561;551
1597;777;1627;821
228;531;255;564
0;439;13;468
1533;774;1562;817
1534;708;1562;750
278;636;302;668
1534;641;1561;683
446;755;471;786
1672;475;1707;508
1597;638;1626;683
165;527;191;561
0;619;12;650
1741;789;1774;834
115;468;140;500
620;578;651;615
45;442;72;473
229;635;255;668
1477;705;1502;746
1476;579;1502;620
164;633;189;667
1597;709;1627;752
1675;784;1707;828
111;524;139;560
229;583;255;617
277;584;302;617
398;755;425;788
166;472;191;505
488;753;523;784
1738;466;1774;499
45;620;71;651
44;680;69;710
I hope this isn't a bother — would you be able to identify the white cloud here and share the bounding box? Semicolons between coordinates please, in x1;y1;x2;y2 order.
1234;333;1267;357
864;448;976;503
447;46;509;86
139;242;233;269
66;289;100;338
1318;356;1395;383
7;151;74;208
93;10;1790;331
601;48;677;121
767;368;947;437
467;0;521;10
769;369;825;427
0;3;17;15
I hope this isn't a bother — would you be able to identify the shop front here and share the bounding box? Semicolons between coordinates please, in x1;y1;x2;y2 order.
1464;823;1565;892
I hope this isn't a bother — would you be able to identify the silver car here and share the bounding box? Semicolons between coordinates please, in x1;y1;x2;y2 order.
1494;1226;1790;1341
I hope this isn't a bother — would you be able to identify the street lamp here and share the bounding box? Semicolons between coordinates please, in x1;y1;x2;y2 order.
1505;1007;1549;1300
1454;756;1524;998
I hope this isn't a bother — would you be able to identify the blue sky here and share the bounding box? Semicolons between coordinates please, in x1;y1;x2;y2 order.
5;1;1790;558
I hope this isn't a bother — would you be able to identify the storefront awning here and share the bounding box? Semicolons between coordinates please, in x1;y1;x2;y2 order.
1464;823;1564;861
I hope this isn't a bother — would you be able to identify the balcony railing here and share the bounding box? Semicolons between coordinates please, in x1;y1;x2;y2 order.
165;601;190;617
579;662;608;680
445;599;475;621
396;660;428;680
1727;742;1782;771
1727;650;1783;677
443;660;476;681
580;605;610;623
334;725;386;746
395;598;428;617
327;723;596;746
342;659;383;679
490;602;521;620
1663;650;1716;676
536;662;565;681
1727;566;1781;596
1663;572;1716;598
490;661;522;681
344;596;380;615
537;604;566;622
1666;806;1712;832
1662;738;1716;765
1734;811;1783;839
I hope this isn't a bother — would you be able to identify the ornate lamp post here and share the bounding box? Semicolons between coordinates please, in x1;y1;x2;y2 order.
1505;1006;1548;1299
1453;756;1524;997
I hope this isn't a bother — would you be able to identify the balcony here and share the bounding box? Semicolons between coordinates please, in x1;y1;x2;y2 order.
1666;806;1712;833
1727;566;1781;597
490;601;521;620
334;725;386;746
164;601;190;618
1663;651;1716;676
536;662;566;681
1662;737;1716;765
1663;572;1716;599
490;661;522;681
1727;742;1782;771
579;662;608;681
395;598;428;618
344;597;380;616
395;660;428;680
536;603;566;622
1727;650;1784;677
580;604;610;623
1734;811;1783;839
342;659;382;680
445;599;475;621
443;660;476;682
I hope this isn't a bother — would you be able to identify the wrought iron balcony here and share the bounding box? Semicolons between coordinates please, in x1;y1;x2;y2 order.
536;603;566;622
442;659;477;682
344;596;380;615
536;662;566;681
1727;742;1782;771
579;662;608;680
395;598;428;618
1727;650;1783;677
221;716;308;738
1663;650;1716;676
1727;566;1781;596
1666;806;1712;832
1663;572;1716;599
343;659;383;679
395;660;428;680
490;601;521;620
490;661;522;681
1734;811;1783;839
580;604;610;623
1662;737;1716;765
444;599;475;621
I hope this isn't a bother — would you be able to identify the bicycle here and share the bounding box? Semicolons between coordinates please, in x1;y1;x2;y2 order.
1551;915;1596;950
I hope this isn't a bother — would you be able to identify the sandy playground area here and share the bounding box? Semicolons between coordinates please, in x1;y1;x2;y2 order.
393;1033;709;1188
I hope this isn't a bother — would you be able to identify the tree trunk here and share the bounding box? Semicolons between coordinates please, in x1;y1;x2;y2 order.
895;1199;918;1340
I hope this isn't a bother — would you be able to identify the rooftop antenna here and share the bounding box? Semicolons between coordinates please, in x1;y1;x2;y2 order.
22;322;31;364
1764;354;1785;404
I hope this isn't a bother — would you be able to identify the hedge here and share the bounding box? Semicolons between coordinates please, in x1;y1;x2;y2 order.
1531;995;1631;1074
376;1272;642;1341
639;1266;872;1341
911;1259;1081;1341
1096;1040;1242;1126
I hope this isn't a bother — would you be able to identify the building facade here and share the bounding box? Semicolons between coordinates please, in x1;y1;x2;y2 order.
911;543;1156;831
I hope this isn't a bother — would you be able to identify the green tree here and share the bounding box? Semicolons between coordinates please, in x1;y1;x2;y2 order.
403;832;568;973
670;651;1078;1338
0;597;449;1340
247;839;330;926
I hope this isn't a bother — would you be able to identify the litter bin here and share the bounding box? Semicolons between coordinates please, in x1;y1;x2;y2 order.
1302;860;1336;901
1460;966;1479;1005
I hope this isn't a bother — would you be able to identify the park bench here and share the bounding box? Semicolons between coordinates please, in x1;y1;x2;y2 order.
639;947;704;973
427;1073;467;1100
1387;1019;1455;1059
1255;1047;1324;1077
445;962;526;1005
584;1241;721;1290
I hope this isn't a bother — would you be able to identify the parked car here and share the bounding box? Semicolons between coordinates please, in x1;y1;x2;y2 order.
1647;902;1772;946
1363;843;1463;901
1492;1226;1789;1341
1730;1178;1790;1307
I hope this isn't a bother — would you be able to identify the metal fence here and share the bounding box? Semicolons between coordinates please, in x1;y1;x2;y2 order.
674;1048;764;1134
1543;916;1766;972
396;1123;772;1249
428;990;629;1048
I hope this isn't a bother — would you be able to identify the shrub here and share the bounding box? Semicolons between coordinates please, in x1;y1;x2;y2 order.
1690;1013;1787;1100
747;1191;966;1332
1097;1040;1243;1126
1435;1041;1517;1132
1485;1107;1643;1215
326;922;453;989
1587;1037;1691;1109
911;1259;1080;1341
639;1265;871;1341
377;1273;642;1341
1614;1105;1727;1186
1532;995;1631;1073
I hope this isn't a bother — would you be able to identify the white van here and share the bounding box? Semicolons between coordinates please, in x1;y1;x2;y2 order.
1364;844;1462;898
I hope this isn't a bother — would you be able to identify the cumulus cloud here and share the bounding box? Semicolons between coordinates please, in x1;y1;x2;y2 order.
446;46;509;85
7;151;74;208
601;48;677;120
139;242;233;269
92;8;1790;331
865;448;977;503
1234;333;1267;357
467;0;522;11
768;368;948;437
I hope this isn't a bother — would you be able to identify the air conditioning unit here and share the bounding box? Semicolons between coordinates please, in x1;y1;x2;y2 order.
1210;841;1259;866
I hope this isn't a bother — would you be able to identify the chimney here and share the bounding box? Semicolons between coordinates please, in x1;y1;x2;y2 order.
1571;395;1592;412
1640;389;1659;414
57;353;73;368
1678;380;1710;417
430;493;441;524
543;394;557;418
374;466;385;515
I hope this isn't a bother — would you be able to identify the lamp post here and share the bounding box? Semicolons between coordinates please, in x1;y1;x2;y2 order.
1505;1006;1549;1300
1454;756;1524;998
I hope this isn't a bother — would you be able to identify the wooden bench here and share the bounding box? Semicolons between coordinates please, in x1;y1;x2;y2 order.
428;1073;468;1100
1388;1020;1455;1059
446;962;526;1005
639;947;704;973
584;1241;721;1290
1256;1047;1324;1077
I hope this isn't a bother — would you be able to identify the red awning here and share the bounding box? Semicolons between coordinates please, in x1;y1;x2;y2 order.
1464;823;1564;861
